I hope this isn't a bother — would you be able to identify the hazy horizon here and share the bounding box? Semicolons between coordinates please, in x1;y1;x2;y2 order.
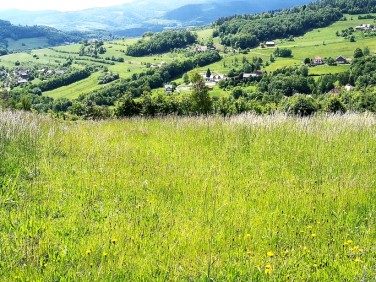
0;0;135;12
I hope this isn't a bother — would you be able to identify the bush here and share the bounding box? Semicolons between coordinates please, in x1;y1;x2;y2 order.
281;94;318;116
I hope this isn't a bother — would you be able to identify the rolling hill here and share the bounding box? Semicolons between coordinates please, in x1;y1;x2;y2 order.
0;0;312;36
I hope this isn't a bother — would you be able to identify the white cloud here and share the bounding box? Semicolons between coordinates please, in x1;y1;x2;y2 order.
0;0;134;11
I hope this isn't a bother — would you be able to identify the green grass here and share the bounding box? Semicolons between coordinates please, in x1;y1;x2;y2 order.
43;72;104;99
6;37;50;51
1;110;375;280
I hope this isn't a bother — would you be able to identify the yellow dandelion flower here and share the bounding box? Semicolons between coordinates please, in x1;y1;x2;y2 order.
86;249;92;256
103;251;108;257
111;238;117;244
267;251;275;257
245;233;251;238
265;267;272;275
306;225;313;229
291;215;296;220
311;233;317;238
347;240;353;245
265;264;271;269
354;257;361;263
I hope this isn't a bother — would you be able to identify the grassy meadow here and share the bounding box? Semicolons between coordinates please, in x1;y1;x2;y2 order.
1;110;375;281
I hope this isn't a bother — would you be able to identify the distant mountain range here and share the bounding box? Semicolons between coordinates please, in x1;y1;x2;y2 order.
0;0;313;37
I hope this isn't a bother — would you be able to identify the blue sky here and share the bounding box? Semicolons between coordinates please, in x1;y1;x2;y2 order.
0;0;134;11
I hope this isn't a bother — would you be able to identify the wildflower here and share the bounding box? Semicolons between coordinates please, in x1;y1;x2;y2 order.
245;233;251;238
303;246;310;253
86;249;92;256
311;233;317;238
111;238;117;244
267;251;275;257
265;264;272;275
291;215;296;220
354;257;361;263
306;225;313;229
103;251;108;257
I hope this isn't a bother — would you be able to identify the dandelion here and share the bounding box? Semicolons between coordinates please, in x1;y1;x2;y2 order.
354;257;362;263
245;233;251;238
265;264;272;275
267;251;275;257
311;233;317;238
111;238;117;244
86;249;92;256
103;251;108;257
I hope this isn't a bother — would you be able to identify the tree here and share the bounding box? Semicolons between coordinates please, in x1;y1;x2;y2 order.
304;58;311;65
281;94;318;116
322;95;347;113
206;68;211;78
190;72;212;114
364;47;370;56
114;92;141;117
354;48;364;58
183;73;189;84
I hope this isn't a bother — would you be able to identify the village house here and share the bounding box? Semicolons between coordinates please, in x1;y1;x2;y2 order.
313;56;324;65
265;41;276;47
55;70;66;75
355;24;373;31
335;56;348;64
17;78;28;85
193;45;208;52
164;84;174;93
345;85;355;92
243;70;263;79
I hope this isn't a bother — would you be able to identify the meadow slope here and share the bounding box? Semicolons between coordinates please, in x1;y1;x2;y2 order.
0;111;375;280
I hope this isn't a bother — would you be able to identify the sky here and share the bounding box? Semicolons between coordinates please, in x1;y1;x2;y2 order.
0;0;134;11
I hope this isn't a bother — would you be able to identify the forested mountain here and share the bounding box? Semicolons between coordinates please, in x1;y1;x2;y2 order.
0;20;84;53
0;0;312;37
164;0;311;25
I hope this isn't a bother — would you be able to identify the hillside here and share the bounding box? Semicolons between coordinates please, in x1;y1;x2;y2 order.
0;0;312;36
0;20;84;53
1;0;376;119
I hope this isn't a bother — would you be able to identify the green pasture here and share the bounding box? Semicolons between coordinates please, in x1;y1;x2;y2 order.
44;72;103;100
6;37;50;51
1;111;375;280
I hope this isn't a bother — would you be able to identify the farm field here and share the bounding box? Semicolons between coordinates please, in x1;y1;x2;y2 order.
1;110;375;280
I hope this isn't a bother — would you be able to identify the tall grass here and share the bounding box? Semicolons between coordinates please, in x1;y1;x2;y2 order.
0;112;375;281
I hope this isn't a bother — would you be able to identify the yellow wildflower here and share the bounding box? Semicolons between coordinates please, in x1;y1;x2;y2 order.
354;257;361;263
86;249;92;256
111;238;117;244
265;264;272;275
267;251;275;257
311;233;317;238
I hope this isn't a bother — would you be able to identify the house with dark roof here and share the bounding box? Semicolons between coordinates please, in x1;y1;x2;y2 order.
335;56;348;64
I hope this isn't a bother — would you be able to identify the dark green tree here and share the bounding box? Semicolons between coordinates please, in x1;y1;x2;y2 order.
190;72;212;115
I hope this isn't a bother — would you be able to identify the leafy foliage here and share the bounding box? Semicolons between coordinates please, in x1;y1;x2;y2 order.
125;30;197;56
